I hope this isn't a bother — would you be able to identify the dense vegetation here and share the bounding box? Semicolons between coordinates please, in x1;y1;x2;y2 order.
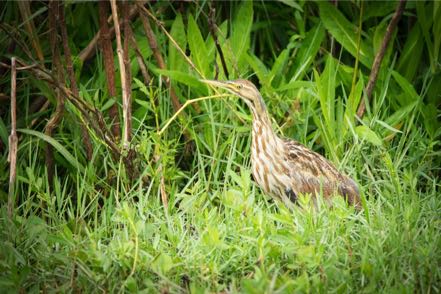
1;1;440;292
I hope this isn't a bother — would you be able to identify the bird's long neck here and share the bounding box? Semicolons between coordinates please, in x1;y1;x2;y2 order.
246;95;283;156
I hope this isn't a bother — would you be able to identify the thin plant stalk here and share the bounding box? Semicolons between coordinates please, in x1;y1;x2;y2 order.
110;0;130;149
8;57;18;219
357;0;406;118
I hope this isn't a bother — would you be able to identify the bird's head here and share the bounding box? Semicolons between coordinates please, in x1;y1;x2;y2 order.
201;79;263;106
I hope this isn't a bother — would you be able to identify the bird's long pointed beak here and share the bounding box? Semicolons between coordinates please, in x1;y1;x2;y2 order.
200;79;230;90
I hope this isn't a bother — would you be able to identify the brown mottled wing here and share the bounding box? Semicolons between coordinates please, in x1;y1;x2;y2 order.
283;139;359;203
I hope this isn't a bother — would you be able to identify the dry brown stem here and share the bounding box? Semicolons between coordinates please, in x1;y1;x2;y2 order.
59;2;93;161
137;4;200;76
79;3;141;63
122;2;132;145
8;57;18;220
110;0;131;149
127;25;151;85
137;4;202;116
16;58;121;161
137;4;190;116
17;1;44;62
45;0;64;187
356;0;406;118
98;0;121;139
208;3;229;79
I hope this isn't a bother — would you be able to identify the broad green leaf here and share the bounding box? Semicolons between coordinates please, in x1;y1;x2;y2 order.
319;1;373;67
397;25;424;81
277;0;303;11
344;76;364;137
231;1;253;69
100;97;117;112
421;103;438;139
187;14;209;76
269;48;290;87
417;2;436;72
244;53;269;85
375;119;403;134
391;71;420;106
362;1;397;21
151;253;173;274
18;129;84;172
426;73;441;105
168;14;187;71
290;23;325;82
355;125;382;146
133;77;148;95
385;101;418;127
294;10;305;36
315;55;337;138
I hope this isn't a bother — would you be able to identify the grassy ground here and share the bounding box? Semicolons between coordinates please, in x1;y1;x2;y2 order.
1;1;440;293
1;76;440;292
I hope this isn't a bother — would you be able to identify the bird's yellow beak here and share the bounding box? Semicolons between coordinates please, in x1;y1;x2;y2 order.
200;79;233;91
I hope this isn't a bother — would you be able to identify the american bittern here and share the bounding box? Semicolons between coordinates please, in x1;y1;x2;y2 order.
202;79;361;210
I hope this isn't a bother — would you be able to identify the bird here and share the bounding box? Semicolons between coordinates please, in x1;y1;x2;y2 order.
201;79;361;210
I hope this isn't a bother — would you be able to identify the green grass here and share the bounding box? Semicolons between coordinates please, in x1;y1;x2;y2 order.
1;78;439;292
1;1;440;292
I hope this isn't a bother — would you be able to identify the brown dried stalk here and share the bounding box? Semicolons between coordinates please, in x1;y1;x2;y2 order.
8;57;18;219
208;3;229;79
137;3;199;118
137;4;202;117
17;1;44;62
357;0;406;118
14;58;121;162
127;24;151;85
137;4;200;76
59;2;93;161
98;0;121;139
137;4;200;159
122;1;132;145
45;0;64;187
110;0;130;149
79;3;142;63
137;5;187;114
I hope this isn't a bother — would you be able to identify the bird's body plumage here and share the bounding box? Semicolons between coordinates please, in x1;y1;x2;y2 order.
201;79;361;209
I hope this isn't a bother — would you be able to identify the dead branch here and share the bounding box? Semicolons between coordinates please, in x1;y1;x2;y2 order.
159;163;168;209
8;57;18;219
137;4;201;77
356;0;406;118
59;2;93;161
79;3;141;63
122;2;132;145
98;0;120;139
16;58;121;161
110;0;130;149
45;0;64;187
17;1;44;62
137;3;202;117
137;5;185;114
208;3;229;79
127;25;151;85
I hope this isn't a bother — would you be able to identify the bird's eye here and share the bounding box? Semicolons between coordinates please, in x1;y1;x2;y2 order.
236;85;242;90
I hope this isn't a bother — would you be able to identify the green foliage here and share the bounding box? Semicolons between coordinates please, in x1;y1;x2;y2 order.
0;0;440;292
